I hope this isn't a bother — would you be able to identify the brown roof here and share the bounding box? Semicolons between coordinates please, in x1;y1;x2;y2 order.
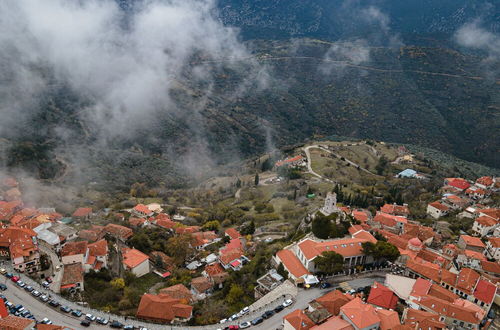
72;207;92;217
380;204;410;216
136;294;192;322
0;315;35;329
403;309;445;330
481;260;500;274
103;223;133;240
340;297;381;329
298;237;368;260
225;227;242;240
283;309;315;330
61;241;88;257
428;201;449;211
440;269;457;286
150;251;174;271
314;290;353;316
204;262;228;284
87;239;108;257
488;237;500;248
191;276;213;294
417;296;483;324
460;235;485;248
428;284;458;302
129;217;146;227
476;216;497;227
160;284;192;302
456;268;480;294
61;262;83;287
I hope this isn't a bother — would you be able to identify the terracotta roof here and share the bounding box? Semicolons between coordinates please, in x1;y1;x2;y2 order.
122;248;149;269
136;293;192;322
479;208;500;220
61;241;88;257
388;236;409;250
352;210;369;222
103;223;133;240
311;315;354;330
375;309;401;330
60;262;83;287
463;249;486;261
473;279;497;304
133;204;151;214
446;178;470;190
156;219;176;229
276;249;310;279
87;239;108;257
175;226;200;234
456;268;480;294
282;309;315;330
367;281;398;310
380;204;410;216
275;155;304;167
475;216;497;227
191;231;218;247
417;296;482;324
150;251;174;271
314;290;353;316
78;229;100;242
411;278;432;297
460;235;485;248
298;237;367;260
160;284;192;302
406;258;441;283
340;297;380;329
403;309;445;330
0;315;35;329
348;225;363;235
0;226;38;259
481;260;500;274
191;276;212;293
225;228;241;240
476;176;493;186
487;237;500;248
440;269;457;286
72;207;92;217
404;223;436;242
428;284;458;302
129;217;146;227
374;212;407;228
204;262;227;278
428;201;449;212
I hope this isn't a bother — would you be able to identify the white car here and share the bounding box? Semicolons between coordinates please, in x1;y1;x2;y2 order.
240;321;251;329
229;314;239;321
240;307;250;315
41;318;52;324
282;299;293;307
219;318;227;324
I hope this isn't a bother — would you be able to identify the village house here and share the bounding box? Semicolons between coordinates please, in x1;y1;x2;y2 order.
61;241;88;265
484;237;500;261
426;201;450;219
475;176;494;190
159;284;193;303
60;262;84;292
132;204;154;218
307;289;354;317
275;155;305;168
366;281;398;310
0;226;40;274
472;216;498;237
380;203;410;217
129;217;148;228
78;225;104;242
72;207;92;221
0;315;36;329
282;309;315;330
190;276;213;300
372;212;407;233
444;178;471;192
465;186;489;200
203;262;229;289
136;293;192;324
457;235;485;253
401;308;446;329
224;227;241;240
0;200;23;221
103;223;133;241
339;297;381;330
442;194;470;210
86;239;108;272
191;231;219;250
122;247;150;277
218;238;249;271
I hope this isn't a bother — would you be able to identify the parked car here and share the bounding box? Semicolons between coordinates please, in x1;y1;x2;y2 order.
46;277;53;283
11;276;20;282
60;305;72;313
219;318;228;324
0;268;6;274
48;300;60;307
0;284;7;291
96;317;109;325
39;295;49;302
110;320;124;328
72;310;83;317
262;310;275;319
80;320;91;327
0;294;6;302
21;310;30;317
123;326;134;330
31;290;41;297
85;314;96;322
41;318;52;324
16;281;26;288
229;313;239;321
24;285;33;292
240;307;250;315
282;299;293;307
274;304;284;313
239;321;251;329
228;326;240;330
320;282;331;289
251;317;263;325
42;281;50;288
5;273;13;278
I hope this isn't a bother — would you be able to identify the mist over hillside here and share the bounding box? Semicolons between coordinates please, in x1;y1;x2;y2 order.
0;0;498;194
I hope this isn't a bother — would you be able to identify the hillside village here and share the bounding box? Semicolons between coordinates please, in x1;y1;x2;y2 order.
0;140;497;329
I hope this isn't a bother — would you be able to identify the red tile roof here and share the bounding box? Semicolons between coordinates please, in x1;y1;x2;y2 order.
476;176;493;187
340;297;380;329
314;290;353;316
298;237;368;260
283;309;315;330
460;235;485;248
367;281;398;310
417;296;482;324
60;262;83;287
446;178;471;190
103;223;133;240
440;269;457;287
72;207;92;217
380;204;410;216
428;284;458;302
311;315;354;330
411;278;432;297
61;241;87;257
406;258;441;283
428;201;449;212
122;248;149;269
87;239;107;257
0;315;35;329
352;210;369;222
481;260;500;274
479;208;500;220
475;216;497;227
487;237;500;248
133;204;151;215
463;249;486;261
276;249;310;279
275;155;304;167
129;217;146;227
191;276;212;293
159;284;192;302
374;212;407;228
403;309;445;330
136;293;192;322
473;279;497;304
0;226;38;259
225;228;241;240
375;309;401;330
156;218;176;229
456;268;480;294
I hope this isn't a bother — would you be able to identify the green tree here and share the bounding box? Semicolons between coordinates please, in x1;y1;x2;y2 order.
362;241;400;263
202;220;220;231
165;235;195;265
254;173;259;186
375;156;388;175
314;251;344;274
110;278;125;290
240;221;255;235
311;215;331;239
277;263;289;279
226;284;244;305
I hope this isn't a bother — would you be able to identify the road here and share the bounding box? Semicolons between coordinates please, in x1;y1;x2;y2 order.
39;243;63;293
1;278;102;329
303;146;332;182
253;275;386;330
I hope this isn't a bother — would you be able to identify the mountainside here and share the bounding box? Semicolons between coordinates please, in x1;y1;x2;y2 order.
1;40;498;192
217;0;499;43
